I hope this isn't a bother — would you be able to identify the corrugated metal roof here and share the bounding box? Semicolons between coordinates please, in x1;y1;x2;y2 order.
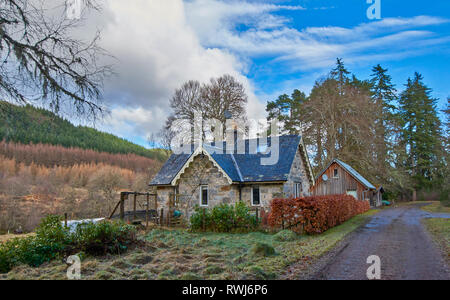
149;135;302;185
333;159;376;189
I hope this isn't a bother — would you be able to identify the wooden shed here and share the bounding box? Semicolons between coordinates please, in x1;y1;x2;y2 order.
310;159;382;207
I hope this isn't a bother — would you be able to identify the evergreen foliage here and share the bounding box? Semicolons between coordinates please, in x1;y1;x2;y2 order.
0;101;167;162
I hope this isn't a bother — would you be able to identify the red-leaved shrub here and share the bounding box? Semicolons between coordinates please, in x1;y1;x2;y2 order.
268;195;370;234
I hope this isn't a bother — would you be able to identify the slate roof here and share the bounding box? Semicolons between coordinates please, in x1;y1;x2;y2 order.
150;135;303;185
317;159;376;190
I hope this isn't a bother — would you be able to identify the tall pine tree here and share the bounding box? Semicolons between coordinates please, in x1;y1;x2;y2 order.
398;73;443;198
266;89;306;135
369;65;398;180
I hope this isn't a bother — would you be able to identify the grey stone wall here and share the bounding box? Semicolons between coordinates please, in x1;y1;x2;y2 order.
154;146;311;221
240;184;283;208
283;145;311;197
156;155;237;220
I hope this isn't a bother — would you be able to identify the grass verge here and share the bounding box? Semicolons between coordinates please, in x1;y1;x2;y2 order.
420;202;450;214
1;210;377;280
423;218;450;265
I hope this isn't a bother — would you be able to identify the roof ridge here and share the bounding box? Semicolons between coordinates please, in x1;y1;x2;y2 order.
230;153;243;182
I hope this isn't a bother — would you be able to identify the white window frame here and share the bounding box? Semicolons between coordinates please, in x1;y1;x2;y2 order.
199;185;209;207
251;186;261;206
294;182;302;198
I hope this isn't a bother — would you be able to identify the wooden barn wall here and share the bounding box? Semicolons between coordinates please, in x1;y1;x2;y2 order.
311;162;366;200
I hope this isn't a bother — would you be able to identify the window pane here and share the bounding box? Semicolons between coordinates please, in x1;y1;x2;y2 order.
201;187;208;205
334;169;338;177
294;183;302;197
253;187;260;205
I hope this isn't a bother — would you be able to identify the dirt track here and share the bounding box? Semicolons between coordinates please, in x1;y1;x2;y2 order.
311;204;450;280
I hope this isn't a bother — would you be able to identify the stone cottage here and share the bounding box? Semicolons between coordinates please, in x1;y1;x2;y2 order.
149;135;315;219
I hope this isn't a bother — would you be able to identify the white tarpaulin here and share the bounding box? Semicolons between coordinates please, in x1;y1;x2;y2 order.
62;218;105;233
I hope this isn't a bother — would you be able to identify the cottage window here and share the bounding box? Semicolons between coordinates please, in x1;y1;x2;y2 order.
333;168;339;178
294;182;302;198
252;186;260;206
200;185;208;206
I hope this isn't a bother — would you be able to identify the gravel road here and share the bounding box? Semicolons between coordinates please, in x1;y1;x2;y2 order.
311;204;450;280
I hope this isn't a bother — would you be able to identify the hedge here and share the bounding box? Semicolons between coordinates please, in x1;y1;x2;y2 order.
0;216;137;273
190;202;259;233
268;195;370;234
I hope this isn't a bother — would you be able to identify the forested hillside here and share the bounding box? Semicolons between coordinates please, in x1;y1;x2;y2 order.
0;101;167;162
0;101;166;233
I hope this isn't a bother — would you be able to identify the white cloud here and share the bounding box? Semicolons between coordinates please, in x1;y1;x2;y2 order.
81;0;266;140
74;0;448;144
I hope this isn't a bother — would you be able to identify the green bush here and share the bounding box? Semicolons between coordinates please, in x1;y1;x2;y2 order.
249;243;275;257
190;206;212;231
0;215;137;273
273;230;298;242
211;204;235;232
190;202;259;233
72;221;136;255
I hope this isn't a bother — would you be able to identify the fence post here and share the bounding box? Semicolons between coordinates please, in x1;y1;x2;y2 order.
120;193;125;221
255;208;259;223
64;213;68;228
133;193;137;221
160;208;164;226
146;193;149;228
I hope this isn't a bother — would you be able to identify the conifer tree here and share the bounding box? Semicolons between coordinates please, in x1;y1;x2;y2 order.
266;90;306;135
369;65;398;180
398;73;443;197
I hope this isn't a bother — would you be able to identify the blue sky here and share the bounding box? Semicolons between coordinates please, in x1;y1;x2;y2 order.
81;0;450;147
228;0;450;110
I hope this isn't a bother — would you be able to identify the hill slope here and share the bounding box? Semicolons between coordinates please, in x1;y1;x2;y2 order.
0;101;167;162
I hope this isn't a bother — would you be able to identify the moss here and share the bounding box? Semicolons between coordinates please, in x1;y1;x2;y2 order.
155;241;168;248
110;258;133;270
249;243;276;257
195;237;209;247
129;269;150;280
128;253;153;265
273;230;299;242
180;272;202;280
156;268;175;280
203;265;224;275
81;260;99;274
244;265;276;280
94;270;117;280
